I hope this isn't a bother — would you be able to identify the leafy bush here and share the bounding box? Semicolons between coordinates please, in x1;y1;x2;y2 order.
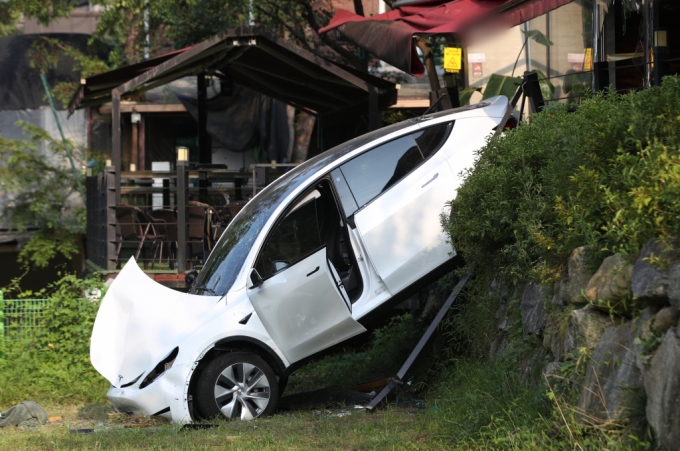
443;75;680;286
0;274;109;406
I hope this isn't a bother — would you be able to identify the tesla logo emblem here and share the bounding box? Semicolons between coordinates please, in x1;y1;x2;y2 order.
118;375;123;382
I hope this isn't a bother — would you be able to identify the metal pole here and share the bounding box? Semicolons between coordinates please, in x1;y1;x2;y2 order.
366;267;474;411
39;74;85;200
177;160;188;273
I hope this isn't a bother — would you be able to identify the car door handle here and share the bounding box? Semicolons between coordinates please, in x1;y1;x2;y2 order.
421;172;438;188
307;266;320;277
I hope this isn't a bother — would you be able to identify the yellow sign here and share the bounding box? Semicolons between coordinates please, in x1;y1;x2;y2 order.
444;47;462;73
584;48;593;71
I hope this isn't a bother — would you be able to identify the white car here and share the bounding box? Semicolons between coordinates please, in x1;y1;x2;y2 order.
90;96;508;424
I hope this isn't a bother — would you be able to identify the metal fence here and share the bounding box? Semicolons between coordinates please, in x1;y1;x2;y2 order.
0;290;51;343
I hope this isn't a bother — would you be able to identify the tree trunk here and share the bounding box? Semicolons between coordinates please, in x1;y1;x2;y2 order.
292;112;316;163
353;0;365;16
415;37;441;91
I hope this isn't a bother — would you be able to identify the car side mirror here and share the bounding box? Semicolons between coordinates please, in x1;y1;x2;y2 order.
270;260;289;274
247;268;263;289
185;269;198;289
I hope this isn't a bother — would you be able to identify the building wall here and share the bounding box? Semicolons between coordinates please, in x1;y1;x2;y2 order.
464;1;592;105
23;9;101;35
465;27;527;105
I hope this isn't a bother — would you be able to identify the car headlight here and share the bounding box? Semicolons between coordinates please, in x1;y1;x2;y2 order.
139;347;179;389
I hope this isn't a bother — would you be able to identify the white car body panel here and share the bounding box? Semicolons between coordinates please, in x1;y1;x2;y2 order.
247;247;366;363
89;97;509;424
354;154;457;295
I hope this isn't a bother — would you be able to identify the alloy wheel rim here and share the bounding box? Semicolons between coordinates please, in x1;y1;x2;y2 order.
213;362;271;420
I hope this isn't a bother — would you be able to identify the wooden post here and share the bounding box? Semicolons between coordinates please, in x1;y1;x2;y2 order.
112;93;122;204
106;165;117;270
177;159;188;274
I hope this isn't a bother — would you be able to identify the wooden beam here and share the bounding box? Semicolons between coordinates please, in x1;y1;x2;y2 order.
99;104;187;114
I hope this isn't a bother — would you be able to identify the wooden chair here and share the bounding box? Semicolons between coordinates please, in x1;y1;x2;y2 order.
115;204;165;267
187;201;223;256
147;209;178;267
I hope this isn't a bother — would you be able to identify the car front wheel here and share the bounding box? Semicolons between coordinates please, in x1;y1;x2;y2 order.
196;352;279;421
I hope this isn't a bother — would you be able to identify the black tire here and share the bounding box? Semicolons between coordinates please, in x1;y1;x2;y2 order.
195;352;279;421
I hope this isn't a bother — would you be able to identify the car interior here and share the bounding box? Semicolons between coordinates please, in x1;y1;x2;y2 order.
253;179;363;304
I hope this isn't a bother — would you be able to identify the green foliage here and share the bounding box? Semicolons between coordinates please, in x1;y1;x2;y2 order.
287;314;424;394
528;68;555;101
28;37;111;108
0;122;88;268
429;359;649;450
0;274;109;405
460;87;482;106
521;29;553;47
0;0;73;29
0;3;21;36
563;69;590;104
482;73;523;101
442;76;680;287
149;0;248;49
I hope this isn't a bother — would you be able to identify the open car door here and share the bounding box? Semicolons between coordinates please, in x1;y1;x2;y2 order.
246;189;365;364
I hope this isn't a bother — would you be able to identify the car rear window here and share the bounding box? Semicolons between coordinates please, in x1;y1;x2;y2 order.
337;122;453;213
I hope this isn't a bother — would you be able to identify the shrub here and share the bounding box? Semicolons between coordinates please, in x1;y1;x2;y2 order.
442;75;680;285
0;274;109;406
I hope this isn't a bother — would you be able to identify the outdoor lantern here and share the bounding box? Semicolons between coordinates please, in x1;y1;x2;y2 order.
177;146;189;161
106;159;112;167
655;30;667;47
130;163;137;172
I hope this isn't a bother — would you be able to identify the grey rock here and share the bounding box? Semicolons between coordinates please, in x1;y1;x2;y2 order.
543;319;562;359
569;246;594;304
489;335;509;359
632;308;659;378
543;361;561;380
632;239;672;305
650;307;680;335
578;318;644;423
669;263;680;309
521;283;549;338
519;346;547;384
563;306;615;359
552;274;570;307
644;330;680;450
585;254;635;315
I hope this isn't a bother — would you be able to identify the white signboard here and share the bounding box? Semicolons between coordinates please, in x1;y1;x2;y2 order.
568;53;585;63
467;53;486;63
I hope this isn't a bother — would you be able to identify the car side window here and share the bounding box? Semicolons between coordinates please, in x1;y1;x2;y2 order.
337;122;453;213
413;121;453;158
254;196;322;279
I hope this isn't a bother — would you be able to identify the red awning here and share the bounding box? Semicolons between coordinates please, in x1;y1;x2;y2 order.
319;0;574;76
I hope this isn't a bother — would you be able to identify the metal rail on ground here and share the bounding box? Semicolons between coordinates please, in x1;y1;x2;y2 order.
366;267;474;411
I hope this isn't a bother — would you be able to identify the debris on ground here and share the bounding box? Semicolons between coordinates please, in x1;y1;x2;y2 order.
108;412;169;426
0;401;48;427
313;405;368;418
277;386;374;411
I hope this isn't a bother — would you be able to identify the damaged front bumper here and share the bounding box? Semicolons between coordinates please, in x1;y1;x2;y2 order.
106;361;194;423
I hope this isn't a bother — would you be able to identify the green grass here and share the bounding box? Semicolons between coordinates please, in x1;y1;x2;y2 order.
0;358;651;450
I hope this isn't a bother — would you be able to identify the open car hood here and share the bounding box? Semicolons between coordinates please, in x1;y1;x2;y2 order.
90;258;222;387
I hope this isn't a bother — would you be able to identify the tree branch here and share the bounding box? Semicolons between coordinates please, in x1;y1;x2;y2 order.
297;0;364;69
